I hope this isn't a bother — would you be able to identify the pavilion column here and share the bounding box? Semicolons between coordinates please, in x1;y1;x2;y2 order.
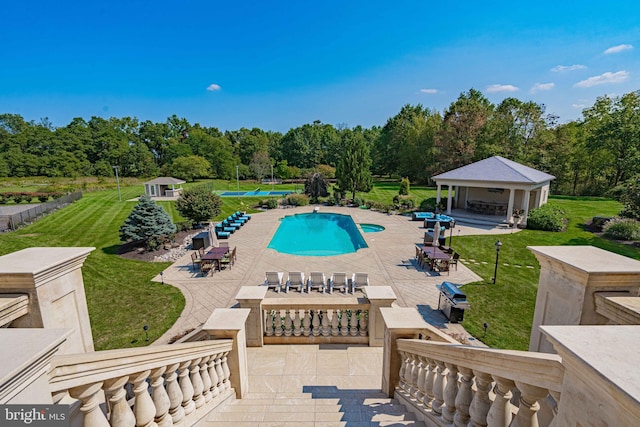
522;190;531;226
436;184;442;208
507;189;515;224
446;186;453;214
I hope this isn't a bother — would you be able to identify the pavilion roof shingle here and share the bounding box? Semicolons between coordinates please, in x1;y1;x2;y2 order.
144;177;186;185
432;156;555;184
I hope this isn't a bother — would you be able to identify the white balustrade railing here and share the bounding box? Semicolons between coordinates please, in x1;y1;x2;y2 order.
395;339;564;427
262;301;369;344
49;339;234;427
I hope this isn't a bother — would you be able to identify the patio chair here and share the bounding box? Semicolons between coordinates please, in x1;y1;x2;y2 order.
198;247;205;257
307;271;326;293
450;252;460;271
264;271;283;293
218;241;229;247
285;271;305;293
435;259;450;275
191;252;201;271
423;232;434;245
220;247;236;270
329;272;349;293
351;272;369;294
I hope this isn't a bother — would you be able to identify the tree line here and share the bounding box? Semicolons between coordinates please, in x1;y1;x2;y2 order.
1;88;639;196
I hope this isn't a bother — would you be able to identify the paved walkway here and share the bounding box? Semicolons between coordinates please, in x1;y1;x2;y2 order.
154;206;519;345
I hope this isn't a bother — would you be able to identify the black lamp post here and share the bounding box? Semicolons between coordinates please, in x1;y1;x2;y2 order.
483;322;489;338
160;271;164;285
492;240;502;284
143;325;149;341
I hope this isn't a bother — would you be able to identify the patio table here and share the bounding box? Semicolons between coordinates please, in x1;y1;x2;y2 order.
201;247;230;273
420;245;451;271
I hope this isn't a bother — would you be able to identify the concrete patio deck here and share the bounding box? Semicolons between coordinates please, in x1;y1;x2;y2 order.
154;206;519;345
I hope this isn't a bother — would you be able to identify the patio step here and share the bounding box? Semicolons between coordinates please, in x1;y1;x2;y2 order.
204;390;426;426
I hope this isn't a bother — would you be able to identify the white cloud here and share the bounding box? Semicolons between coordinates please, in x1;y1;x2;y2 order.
604;44;633;54
486;84;519;93
419;88;438;94
206;83;221;91
530;82;555;94
574;71;629;88
572;103;586;109
551;64;586;72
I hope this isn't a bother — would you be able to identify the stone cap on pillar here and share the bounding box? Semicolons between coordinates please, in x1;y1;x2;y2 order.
528;246;640;275
203;308;251;332
380;307;428;330
364;286;396;302
235;286;268;302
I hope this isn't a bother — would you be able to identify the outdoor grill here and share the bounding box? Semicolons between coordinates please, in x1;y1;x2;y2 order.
436;281;470;323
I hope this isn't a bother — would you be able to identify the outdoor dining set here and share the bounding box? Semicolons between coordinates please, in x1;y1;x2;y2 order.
415;244;459;274
191;244;237;275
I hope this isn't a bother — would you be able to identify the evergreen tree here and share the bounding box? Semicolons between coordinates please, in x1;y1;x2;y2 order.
175;187;223;225
336;130;372;201
304;172;329;203
119;195;176;250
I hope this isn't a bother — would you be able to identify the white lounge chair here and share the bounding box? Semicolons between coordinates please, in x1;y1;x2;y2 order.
264;271;283;293
329;272;348;293
286;271;305;293
351;272;369;294
307;271;326;293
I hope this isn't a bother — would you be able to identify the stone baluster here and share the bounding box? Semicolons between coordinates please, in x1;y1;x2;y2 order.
264;310;274;336
331;309;340;336
302;310;311;336
442;363;459;423
68;382;110;427
431;361;446;416
221;351;231;390
178;360;196;416
469;371;493;427
359;310;367;336
454;367;473;427
104;376;135;427
349;310;358;336
321;310;330;336
415;356;427;404
189;357;205;409
293;310;302;336
274;310;284;337
397;351;409;393
214;353;225;392
149;367;172;427
207;356;220;399
340;310;349;336
511;382;549;427
423;358;436;409
165;363;185;424
284;309;293;337
409;354;421;399
486;376;515;427
312;310;321;336
199;356;212;403
130;370;158;427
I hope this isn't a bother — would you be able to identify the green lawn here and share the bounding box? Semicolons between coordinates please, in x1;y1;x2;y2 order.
1;179;637;351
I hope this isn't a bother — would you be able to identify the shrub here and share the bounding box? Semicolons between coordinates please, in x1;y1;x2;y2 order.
399;177;410;195
266;199;279;209
175;187;222;225
23;193;33;203
37;193;50;203
0;194;9;204
393;194;415;210
284;193;309;206
526;204;566;232
353;197;365;207
603;217;640;241
12;193;24;204
619;177;640;220
419;198;436;212
174;221;193;232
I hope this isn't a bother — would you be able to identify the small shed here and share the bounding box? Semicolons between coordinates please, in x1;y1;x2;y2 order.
144;177;185;198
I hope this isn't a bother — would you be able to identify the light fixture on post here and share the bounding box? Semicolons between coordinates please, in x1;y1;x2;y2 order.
112;165;121;201
483;322;489;338
160;271;164;285
236;165;240;195
492;240;502;284
143;324;149;341
271;164;274;191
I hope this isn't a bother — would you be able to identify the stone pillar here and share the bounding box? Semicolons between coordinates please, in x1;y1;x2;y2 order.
202;308;250;398
521;189;531;227
0;329;70;403
507;189;515;225
528;246;640;353
235;286;267;347
446;186;453;214
436;184;442;208
0;247;95;354
365;286;397;347
380;307;428;397
542;325;640;426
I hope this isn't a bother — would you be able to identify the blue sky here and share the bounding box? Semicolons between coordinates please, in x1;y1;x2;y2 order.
1;1;639;132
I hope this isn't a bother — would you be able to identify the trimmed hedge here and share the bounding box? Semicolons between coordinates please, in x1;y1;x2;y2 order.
526;204;567;232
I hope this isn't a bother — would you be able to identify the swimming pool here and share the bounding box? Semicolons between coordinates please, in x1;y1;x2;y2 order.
268;212;368;256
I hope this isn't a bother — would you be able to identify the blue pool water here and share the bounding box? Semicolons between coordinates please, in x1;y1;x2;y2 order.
360;223;385;233
268;212;368;256
220;190;294;197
